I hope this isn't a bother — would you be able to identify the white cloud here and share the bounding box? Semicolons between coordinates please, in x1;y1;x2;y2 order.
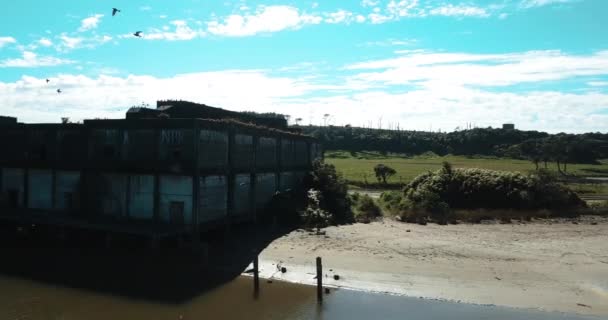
140;6;152;11
159;15;168;19
38;38;53;47
588;81;608;87
368;12;394;24
499;13;509;19
429;4;489;17
59;34;84;49
56;33;112;51
79;14;104;32
346;50;608;88
360;38;417;47
361;0;380;7
0;36;17;48
0;51;73;68
325;10;354;24
520;0;574;9
0;64;607;132
386;0;421;17
356;15;367;23
207;5;323;37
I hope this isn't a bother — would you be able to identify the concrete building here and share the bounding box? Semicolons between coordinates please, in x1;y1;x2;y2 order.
0;102;320;243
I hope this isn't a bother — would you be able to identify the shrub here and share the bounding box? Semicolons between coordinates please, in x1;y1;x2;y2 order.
399;162;586;223
306;159;353;224
302;189;332;231
353;194;382;223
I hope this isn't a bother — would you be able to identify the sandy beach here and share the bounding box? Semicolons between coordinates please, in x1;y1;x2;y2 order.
254;216;608;317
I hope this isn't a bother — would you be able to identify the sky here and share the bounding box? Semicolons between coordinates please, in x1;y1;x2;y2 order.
0;0;607;133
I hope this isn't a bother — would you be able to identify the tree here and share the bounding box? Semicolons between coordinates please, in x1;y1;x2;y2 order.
295;118;303;126
374;164;396;184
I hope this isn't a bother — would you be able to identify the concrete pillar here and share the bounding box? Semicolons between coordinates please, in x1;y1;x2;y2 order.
51;169;57;210
23;168;29;209
251;135;258;223
191;120;201;249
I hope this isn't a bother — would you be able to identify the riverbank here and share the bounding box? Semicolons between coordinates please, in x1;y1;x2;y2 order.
254;216;608;317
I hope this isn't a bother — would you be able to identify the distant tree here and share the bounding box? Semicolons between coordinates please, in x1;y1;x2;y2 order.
285;115;291;125
374;164;396;184
295;118;303;126
61;117;70;124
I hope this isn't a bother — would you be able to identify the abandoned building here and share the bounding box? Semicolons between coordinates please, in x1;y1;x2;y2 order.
0;101;321;241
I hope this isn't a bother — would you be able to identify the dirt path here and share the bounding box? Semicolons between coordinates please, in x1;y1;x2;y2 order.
257;217;608;317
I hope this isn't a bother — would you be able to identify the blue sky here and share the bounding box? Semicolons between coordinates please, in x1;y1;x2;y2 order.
1;0;607;132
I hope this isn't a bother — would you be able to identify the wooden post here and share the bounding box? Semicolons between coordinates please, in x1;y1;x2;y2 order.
253;255;260;298
316;256;323;303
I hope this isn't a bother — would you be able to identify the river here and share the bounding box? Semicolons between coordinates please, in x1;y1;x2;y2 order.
0;275;602;320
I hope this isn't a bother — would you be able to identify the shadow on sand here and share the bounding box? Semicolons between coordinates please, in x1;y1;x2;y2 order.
0;220;294;304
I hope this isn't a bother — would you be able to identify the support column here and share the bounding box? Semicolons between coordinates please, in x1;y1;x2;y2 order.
250;135;258;223
192;120;201;250
153;128;161;224
51;169;57;210
225;128;235;238
23;168;29;209
125;174;131;219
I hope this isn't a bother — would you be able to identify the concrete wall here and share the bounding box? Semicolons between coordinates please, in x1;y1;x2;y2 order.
232;134;253;171
0;129;25;162
159;129;194;165
159;175;193;225
124;130;155;162
198;175;227;223
279;172;295;192
90;129;122;161
55;171;80;212
99;173;128;217
281;140;294;168
198;130;228;170
1;168;24;208
27;169;53;210
233;174;251;217
57;129;85;163
27;129;55;161
255;173;276;209
294;141;308;167
128;174;154;220
256;137;277;169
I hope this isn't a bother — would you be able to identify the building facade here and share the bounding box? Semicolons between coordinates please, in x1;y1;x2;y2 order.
0;106;320;240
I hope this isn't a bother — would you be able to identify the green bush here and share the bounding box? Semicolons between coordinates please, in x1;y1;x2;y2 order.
353;194;382;223
403;164;586;216
306;159;354;224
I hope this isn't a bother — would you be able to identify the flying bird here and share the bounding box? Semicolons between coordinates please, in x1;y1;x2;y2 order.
112;8;121;16
57;89;62;94
134;31;143;38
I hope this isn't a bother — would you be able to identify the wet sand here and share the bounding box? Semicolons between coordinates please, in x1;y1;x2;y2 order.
257;216;608;317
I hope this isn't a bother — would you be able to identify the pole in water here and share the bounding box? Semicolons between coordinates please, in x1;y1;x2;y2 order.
253;255;260;298
316;256;323;303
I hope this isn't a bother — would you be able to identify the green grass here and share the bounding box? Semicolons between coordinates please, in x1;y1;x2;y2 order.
325;150;608;187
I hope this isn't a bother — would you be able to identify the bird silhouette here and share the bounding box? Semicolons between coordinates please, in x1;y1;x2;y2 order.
46;79;50;83
134;31;143;37
112;8;121;16
57;89;62;94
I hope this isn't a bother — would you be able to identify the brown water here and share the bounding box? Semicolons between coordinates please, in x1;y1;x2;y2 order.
0;275;603;320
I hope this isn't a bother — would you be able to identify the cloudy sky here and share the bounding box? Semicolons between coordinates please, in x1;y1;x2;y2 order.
1;0;607;132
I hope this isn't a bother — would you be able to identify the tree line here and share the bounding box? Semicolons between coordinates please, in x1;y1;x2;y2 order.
297;125;608;166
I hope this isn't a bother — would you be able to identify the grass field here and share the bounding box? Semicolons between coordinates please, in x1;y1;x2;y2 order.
325;150;608;188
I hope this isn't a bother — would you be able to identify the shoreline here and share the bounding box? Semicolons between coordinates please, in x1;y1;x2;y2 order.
248;217;608;317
